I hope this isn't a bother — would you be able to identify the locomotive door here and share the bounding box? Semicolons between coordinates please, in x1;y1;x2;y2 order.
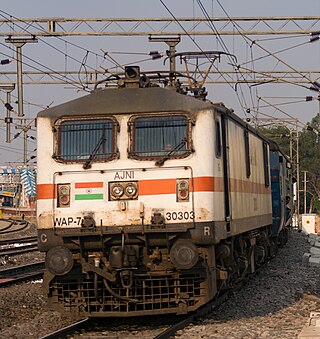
221;114;231;232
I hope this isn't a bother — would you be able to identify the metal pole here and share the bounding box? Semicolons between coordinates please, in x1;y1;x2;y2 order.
289;129;293;161
23;127;27;165
5;37;37;166
304;171;307;214
148;36;180;86
6;91;11;143
15;44;24;117
296;121;300;229
0;84;15;143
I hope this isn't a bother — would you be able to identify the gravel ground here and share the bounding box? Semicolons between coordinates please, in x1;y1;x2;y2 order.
0;229;319;338
175;229;320;338
0;222;78;338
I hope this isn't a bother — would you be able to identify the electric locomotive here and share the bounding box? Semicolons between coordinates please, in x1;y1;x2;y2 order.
37;65;283;317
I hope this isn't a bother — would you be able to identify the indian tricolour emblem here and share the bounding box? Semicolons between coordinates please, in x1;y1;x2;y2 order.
75;182;103;200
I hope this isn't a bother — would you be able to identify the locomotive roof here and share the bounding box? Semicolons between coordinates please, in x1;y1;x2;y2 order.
36;85;270;142
37;86;215;120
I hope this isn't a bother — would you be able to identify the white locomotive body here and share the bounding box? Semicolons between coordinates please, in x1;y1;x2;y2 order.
37;73;273;317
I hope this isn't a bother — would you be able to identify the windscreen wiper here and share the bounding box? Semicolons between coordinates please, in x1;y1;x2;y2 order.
155;138;187;167
83;136;107;169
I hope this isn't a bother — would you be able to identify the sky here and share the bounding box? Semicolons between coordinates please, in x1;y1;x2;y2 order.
0;0;320;166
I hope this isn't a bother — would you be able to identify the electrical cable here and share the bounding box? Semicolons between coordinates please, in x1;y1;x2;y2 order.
240;40;311;68
159;0;251;118
195;0;258;116
0;42;88;92
215;0;314;85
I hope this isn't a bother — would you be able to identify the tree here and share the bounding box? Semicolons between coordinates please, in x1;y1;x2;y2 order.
257;125;291;157
299;114;320;213
256;118;320;213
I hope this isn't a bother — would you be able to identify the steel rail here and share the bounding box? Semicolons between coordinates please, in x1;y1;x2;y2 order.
0;261;44;286
0;235;37;246
154;264;265;339
0;219;15;233
38;318;90;339
0;242;38;256
0;220;30;234
154;290;231;339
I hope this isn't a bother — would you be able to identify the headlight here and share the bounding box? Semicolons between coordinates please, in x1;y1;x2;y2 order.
125;183;138;198
111;183;124;198
170;239;198;270
109;181;138;200
45;246;74;276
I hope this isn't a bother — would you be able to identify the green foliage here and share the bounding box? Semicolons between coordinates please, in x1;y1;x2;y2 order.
257;117;320;213
299;115;320;212
257;125;291;157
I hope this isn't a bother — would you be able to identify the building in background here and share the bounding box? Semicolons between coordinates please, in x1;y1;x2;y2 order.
0;167;36;220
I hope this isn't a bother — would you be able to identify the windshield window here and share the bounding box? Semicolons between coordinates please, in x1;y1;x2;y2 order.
129;115;191;159
56;119;116;162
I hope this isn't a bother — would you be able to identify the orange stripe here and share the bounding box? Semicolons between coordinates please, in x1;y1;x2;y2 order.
139;178;176;195
192;176;214;192
37;176;270;199
229;178;270;194
37;184;56;199
75;182;103;189
139;176;217;195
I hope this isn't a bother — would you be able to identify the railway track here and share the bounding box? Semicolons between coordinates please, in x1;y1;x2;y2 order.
0;235;37;246
38;287;236;338
39;265;256;338
0;236;38;256
39;318;90;339
0;218;30;234
0;261;44;286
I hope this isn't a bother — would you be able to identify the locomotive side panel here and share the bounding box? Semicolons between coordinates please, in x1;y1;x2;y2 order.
227;119;272;235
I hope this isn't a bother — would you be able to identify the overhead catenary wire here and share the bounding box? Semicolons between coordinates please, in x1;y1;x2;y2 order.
0;10;120;90
239;40;312;68
0;9;159;82
256;97;305;127
159;0;253;119
215;0;314;86
0;85;48;111
203;0;317;123
0;7;316;129
249;109;305;129
258;100;311;108
195;0;264;114
0;42;89;92
0;9;166;87
0;10;106;71
214;0;320;131
254;34;308;43
238;64;313;91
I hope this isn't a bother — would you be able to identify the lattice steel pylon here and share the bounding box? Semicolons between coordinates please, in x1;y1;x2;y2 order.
0;17;320;36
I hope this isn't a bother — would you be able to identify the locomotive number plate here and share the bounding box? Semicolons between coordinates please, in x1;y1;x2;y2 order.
54;216;83;226
165;211;195;221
